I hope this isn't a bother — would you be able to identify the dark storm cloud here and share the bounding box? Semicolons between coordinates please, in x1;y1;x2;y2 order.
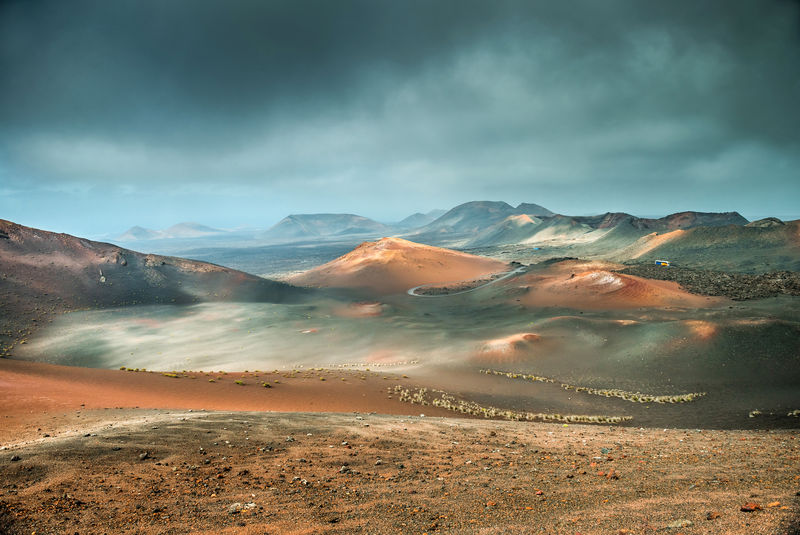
1;0;799;232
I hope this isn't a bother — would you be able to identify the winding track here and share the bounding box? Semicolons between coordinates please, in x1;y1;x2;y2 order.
406;265;526;297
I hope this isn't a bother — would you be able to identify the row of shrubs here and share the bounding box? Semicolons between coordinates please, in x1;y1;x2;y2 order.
391;385;631;424
480;368;706;404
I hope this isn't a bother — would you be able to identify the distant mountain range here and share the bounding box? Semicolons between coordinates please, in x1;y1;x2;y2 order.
462;210;749;248
394;209;447;229
118;222;226;241
258;213;394;242
111;202;799;272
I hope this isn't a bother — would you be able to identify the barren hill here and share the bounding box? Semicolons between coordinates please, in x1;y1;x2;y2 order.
512;259;723;309
117;222;225;241
260;213;393;242
288;237;508;294
0;219;305;355
464;210;749;248
616;220;800;272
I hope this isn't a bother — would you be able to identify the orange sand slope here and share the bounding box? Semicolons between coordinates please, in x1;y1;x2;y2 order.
514;260;724;309
0;358;452;445
617;229;686;259
474;333;541;364
289;237;508;295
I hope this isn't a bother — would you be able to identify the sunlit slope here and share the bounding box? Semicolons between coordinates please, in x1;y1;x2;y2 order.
503;259;723;309
289;237;508;294
615;220;800;272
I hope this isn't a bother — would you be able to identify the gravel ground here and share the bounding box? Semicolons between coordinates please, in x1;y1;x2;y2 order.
1;410;798;534
618;265;800;301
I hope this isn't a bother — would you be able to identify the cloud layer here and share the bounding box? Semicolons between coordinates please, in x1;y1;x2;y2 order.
1;0;799;234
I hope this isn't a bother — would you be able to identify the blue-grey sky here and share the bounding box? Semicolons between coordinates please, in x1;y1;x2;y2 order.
1;0;799;237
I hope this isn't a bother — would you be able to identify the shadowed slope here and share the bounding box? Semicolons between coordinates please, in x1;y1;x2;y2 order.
0;219;307;355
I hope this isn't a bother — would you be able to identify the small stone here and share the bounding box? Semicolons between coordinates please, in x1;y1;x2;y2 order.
740;502;762;512
227;502;256;514
666;519;692;529
706;511;721;520
375;459;383;465
138;452;150;461
10;455;20;462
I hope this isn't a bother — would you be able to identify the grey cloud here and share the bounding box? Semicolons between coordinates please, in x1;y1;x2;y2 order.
0;0;798;230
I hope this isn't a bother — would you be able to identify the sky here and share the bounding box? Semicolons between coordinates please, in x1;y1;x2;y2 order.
1;0;799;237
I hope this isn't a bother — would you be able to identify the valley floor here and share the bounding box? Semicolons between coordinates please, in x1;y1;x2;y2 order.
0;410;798;534
0;360;798;534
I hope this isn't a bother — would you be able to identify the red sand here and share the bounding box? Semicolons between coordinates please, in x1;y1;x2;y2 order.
515;260;725;309
289;237;508;295
0;358;452;446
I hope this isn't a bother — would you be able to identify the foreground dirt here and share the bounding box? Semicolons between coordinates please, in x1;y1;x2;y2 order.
0;358;457;445
0;411;798;534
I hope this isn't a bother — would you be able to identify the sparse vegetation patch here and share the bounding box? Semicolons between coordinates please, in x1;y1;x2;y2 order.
391;385;631;424
480;368;705;404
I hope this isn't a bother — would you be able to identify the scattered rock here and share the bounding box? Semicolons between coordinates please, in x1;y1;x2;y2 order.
138;452;150;461
227;502;256;514
740;502;762;512
618;265;800;301
706;511;721;520
767;501;781;508
10;455;20;462
666;519;692;529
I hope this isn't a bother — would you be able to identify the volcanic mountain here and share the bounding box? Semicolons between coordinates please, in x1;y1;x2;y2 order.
395;209;447;229
512;259;722;310
464;210;750;248
407;200;555;245
260;213;393;242
614;218;800;272
117;222;225;241
288;237;508;295
0;219;305;355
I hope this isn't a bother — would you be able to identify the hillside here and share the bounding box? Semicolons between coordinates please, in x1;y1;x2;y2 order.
617;220;800;272
0;219;306;356
395;209;447;229
462;210;749;249
117;222;225;241
260;214;393;242
511;259;724;310
408;200;555;245
288;237;508;295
